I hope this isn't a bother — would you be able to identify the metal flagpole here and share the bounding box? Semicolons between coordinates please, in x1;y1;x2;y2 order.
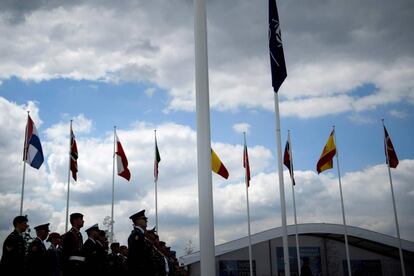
274;93;291;276
65;120;73;232
333;126;352;276
20;111;30;216
111;126;116;243
382;119;406;276
154;129;159;233
287;131;301;275
194;0;216;274
244;133;253;276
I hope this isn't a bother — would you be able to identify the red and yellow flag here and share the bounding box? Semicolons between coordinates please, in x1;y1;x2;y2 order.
316;130;336;174
211;149;229;179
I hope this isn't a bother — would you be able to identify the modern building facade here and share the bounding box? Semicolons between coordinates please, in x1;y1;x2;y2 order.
180;223;414;276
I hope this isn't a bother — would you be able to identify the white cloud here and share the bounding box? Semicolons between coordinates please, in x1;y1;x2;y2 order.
232;123;251;134
389;109;409;119
1;1;413;118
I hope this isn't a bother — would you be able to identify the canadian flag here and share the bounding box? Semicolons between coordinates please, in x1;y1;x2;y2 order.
115;133;131;181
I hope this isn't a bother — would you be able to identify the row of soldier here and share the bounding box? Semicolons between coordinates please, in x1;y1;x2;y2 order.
0;210;188;275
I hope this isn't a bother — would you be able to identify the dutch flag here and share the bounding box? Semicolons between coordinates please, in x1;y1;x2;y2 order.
23;115;44;169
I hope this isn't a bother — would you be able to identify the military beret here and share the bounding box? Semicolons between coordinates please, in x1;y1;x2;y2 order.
47;232;61;242
85;223;99;233
129;210;147;221
70;213;83;221
34;223;50;231
13;215;28;226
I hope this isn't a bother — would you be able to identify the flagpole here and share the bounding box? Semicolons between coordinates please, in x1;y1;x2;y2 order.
154;129;159;233
382;119;406;276
274;93;290;276
65;120;73;232
20;111;30;215
287;131;301;275
243;133;253;276
333;126;352;276
194;0;216;274
111;126;116;243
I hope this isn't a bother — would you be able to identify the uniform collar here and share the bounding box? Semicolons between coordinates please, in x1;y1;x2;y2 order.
134;225;145;234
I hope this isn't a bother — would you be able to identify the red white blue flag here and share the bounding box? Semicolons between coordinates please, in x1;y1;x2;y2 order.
23;115;44;169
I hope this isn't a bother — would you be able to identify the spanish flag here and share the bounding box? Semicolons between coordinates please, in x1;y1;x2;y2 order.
316;130;336;174
211;149;229;179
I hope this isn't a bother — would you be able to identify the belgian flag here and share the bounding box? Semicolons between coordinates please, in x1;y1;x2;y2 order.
211;149;229;179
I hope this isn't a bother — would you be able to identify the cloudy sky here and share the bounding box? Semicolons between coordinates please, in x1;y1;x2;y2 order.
0;0;413;258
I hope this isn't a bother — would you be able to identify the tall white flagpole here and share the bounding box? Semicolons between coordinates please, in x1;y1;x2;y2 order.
20;111;30;216
333;126;352;276
194;0;216;274
154;129;159;233
243;133;253;276
287;131;301;275
274;93;291;276
111;126;116;243
65;120;73;232
382;119;406;276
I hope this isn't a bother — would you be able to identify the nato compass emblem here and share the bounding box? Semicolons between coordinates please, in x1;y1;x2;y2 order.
269;18;283;67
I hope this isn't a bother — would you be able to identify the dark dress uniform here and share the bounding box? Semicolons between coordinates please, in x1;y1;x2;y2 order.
107;252;123;275
0;229;26;276
62;228;84;275
152;246;169;276
26;237;48;274
47;244;62;276
83;238;104;275
127;226;155;275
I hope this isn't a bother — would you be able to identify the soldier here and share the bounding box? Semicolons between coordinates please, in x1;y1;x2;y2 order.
0;215;29;276
83;224;105;275
119;245;128;274
62;212;85;275
127;210;155;275
146;229;168;276
107;242;122;275
26;223;50;274
46;232;62;276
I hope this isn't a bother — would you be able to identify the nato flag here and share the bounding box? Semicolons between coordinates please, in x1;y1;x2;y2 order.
269;0;287;93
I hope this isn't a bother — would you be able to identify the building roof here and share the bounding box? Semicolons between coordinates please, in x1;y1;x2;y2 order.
179;223;414;266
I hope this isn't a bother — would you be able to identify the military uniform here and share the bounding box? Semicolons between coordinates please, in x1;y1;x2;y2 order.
0;229;27;276
83;238;102;274
151;245;169;276
127;210;155;275
62;227;84;275
27;236;48;274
